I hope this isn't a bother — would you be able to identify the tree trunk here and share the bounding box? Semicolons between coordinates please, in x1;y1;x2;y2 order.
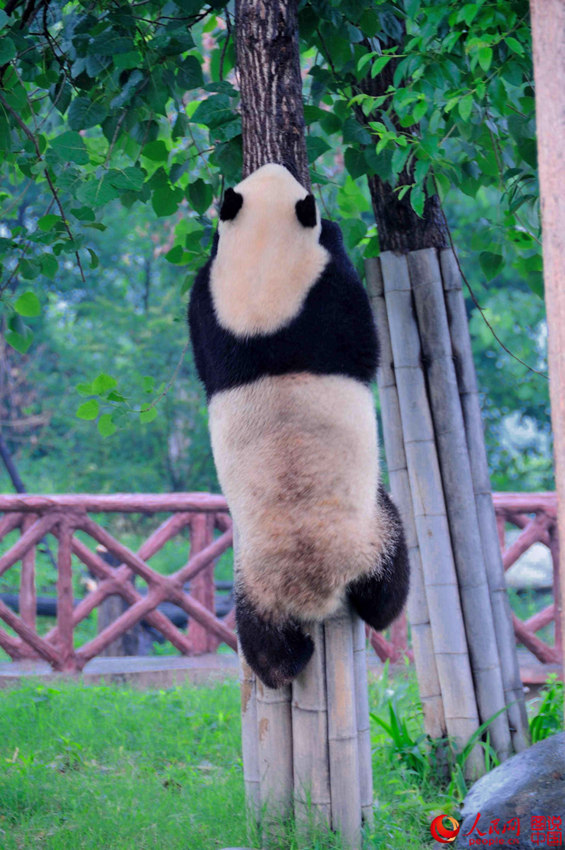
530;0;565;719
235;0;310;188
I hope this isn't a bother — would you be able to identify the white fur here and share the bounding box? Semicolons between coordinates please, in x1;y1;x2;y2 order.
209;374;386;623
210;164;329;337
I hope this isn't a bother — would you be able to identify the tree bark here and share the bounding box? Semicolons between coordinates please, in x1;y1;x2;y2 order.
530;0;565;713
235;0;310;189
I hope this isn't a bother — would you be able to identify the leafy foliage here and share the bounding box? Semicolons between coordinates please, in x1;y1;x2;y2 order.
0;0;552;494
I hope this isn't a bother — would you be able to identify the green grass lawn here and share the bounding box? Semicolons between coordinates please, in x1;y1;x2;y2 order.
1;665;561;850
0;667;459;850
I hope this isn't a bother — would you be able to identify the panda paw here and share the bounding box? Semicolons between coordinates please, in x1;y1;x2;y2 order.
235;593;314;689
347;487;410;631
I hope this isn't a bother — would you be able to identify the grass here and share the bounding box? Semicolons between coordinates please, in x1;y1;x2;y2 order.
0;666;562;849
0;667;457;850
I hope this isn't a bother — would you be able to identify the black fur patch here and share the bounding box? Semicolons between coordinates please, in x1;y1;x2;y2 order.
347;486;410;631
219;187;243;221
188;219;379;398
235;587;314;688
296;194;317;228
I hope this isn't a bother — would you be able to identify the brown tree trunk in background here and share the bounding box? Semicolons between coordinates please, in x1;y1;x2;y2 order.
530;0;565;720
235;0;310;188
368;174;447;253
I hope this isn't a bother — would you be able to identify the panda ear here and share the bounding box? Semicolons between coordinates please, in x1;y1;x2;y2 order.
220;187;243;221
295;194;317;228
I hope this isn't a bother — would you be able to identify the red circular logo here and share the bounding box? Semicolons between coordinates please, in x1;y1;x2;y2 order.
430;815;461;843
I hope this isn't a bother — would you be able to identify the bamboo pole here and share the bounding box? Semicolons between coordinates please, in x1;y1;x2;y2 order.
256;680;294;843
440;248;529;751
530;0;565;724
408;248;512;761
352;614;374;828
379;250;483;776
292;623;331;834
366;256;447;742
325;607;362;849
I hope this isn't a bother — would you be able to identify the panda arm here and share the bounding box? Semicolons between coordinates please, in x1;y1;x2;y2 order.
188;264;211;391
318;220;380;380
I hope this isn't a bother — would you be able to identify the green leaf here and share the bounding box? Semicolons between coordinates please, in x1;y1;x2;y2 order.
306;136;330;164
478;46;493;73
505;36;525;56
142;140;169;162
92;373;117;395
76;400;99;420
87;248;99;269
191;95;233;129
67;97;108;131
177;55;204;90
151;185;182;217
187;178;213;215
165;245;185;264
14;292;41;317
458;94;473;122
139;407;158;423
40;254;58;279
344;148;366;179
37;214;61;232
109;166;145;192
479;251;504;279
71;206;96;222
0;10;9;29
50;131;89;165
76;382;93;396
370;55;393;78
5;331;32;354
97;414;116;437
410;184;426;217
76;175;119;207
0;38;16;65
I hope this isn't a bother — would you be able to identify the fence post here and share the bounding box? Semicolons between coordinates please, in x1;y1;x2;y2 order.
96;545;140;656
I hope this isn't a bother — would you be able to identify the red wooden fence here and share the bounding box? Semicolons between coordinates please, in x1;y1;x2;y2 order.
0;492;562;677
0;494;235;672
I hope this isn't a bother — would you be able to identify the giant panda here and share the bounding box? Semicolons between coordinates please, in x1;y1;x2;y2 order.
188;163;409;689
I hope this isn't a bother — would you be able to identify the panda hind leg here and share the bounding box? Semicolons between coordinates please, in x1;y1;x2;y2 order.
347;485;410;632
235;586;314;689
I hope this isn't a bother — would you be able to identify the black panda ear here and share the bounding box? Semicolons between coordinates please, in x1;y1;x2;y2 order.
295;193;317;228
220;187;243;221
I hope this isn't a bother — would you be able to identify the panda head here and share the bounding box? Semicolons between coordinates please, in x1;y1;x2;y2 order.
210;164;329;337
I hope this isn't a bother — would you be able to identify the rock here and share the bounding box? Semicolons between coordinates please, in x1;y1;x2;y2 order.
457;733;565;848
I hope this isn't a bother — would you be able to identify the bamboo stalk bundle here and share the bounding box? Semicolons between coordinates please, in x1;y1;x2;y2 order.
407;248;512;760
366;257;446;741
379;250;483;776
439;248;529;752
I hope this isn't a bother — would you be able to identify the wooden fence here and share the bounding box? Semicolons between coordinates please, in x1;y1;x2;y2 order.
0;494;235;671
0;492;561;677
